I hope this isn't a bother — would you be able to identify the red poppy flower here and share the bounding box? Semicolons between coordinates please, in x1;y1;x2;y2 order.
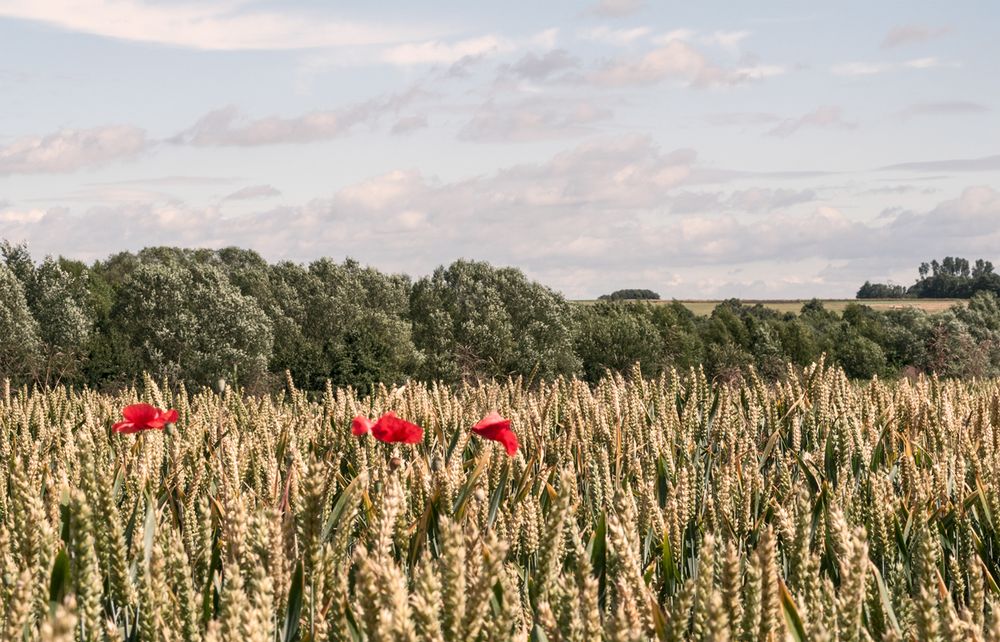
351;415;375;436
472;412;518;456
369;412;423;444
113;403;179;434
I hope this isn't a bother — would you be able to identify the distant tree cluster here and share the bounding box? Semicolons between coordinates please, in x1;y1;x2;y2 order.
4;241;1000;390
857;256;1000;299
911;257;1000;297
597;288;661;301
855;281;908;299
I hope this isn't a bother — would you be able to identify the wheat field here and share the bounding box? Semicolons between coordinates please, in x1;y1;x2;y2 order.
3;361;1000;641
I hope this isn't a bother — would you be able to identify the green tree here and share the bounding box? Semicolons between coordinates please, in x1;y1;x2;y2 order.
835;332;887;379
0;263;42;381
112;262;274;388
30;258;93;384
574;302;666;381
411;260;580;382
253;258;419;390
651;301;704;370
303;258;418;389
949;291;1000;376
1;244;94;384
597;288;661;301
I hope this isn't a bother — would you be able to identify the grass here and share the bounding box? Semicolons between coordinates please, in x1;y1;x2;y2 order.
575;298;965;315
3;363;999;640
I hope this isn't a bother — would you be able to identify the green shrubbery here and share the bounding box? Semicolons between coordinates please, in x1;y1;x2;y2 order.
3;241;1000;390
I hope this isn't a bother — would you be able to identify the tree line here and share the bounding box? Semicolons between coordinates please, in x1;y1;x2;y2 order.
857;256;1000;299
597;288;661;301
3;241;1000;391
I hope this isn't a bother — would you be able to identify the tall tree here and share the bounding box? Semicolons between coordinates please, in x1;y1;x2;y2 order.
0;263;42;382
112;261;274;388
411;260;580;382
30;258;93;385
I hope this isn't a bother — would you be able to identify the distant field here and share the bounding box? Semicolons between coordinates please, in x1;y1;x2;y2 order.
574;298;964;315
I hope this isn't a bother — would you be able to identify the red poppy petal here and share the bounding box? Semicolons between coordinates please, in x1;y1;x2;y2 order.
497;428;519;456
471;412;518;456
396;422;424;444
160;409;179;424
472;423;508;441
373;413;423;444
113;421;138;434
122;403;158;424
473;411;509;432
351;415;374;436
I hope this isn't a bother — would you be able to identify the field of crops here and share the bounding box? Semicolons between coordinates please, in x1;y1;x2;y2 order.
575;299;965;316
3;363;1000;641
680;299;964;316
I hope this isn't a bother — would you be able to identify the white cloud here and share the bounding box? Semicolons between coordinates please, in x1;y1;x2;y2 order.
726;188;817;212
904;56;946;69
591;41;707;86
0;125;147;175
500;50;581;82
0;0;432;50
897;101;990;119
390;115;429;136
651;29;697;45
831;57;951;76
767;106;856;137
223;185;281;201
590;0;644;18
667;187;818;215
395;210;428;229
89;176;240;187
5;131;998;297
338;170;425;210
591;40;783;87
880;154;1000;172
734;64;786;81
173;106;345;146
172;89;424;146
579;26;652;46
702;30;751;52
830;62;893;76
705;112;782;127
381;35;513;66
881;24;950;49
0;208;45;224
881;187;1000;251
530;28;560;50
458;98;612;142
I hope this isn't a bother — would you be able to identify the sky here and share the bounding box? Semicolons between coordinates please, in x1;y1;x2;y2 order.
1;0;998;299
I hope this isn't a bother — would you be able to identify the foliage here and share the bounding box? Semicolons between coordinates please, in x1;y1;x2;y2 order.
5;241;1000;390
860;255;1000;299
3;363;1000;639
410;259;580;383
0;262;42;379
856;280;908;299
834;332;886;379
597;288;661;301
574;301;670;380
265;258;419;391
111;261;273;388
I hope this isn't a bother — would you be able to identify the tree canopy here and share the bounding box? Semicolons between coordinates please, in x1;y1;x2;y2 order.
4;241;1000;390
597;288;661;301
